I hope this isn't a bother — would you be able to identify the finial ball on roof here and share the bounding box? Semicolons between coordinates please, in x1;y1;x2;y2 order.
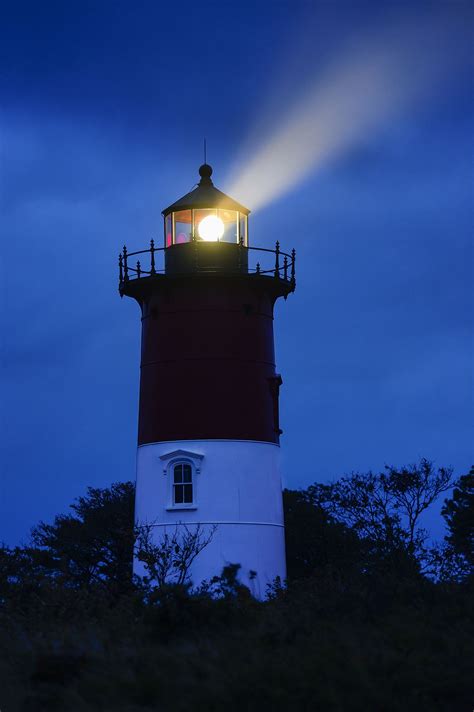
199;163;213;179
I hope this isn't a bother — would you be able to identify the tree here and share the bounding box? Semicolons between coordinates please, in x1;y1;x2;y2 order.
304;459;454;572
30;481;135;594
441;466;474;577
4;482;218;601
381;460;454;552
0;544;42;601
135;522;217;590
283;489;362;581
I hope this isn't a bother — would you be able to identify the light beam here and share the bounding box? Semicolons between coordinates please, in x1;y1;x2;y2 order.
226;10;471;212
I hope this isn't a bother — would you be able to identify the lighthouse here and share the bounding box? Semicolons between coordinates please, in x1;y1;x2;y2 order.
119;164;295;596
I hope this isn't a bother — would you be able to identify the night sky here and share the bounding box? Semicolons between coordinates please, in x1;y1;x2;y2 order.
2;0;473;544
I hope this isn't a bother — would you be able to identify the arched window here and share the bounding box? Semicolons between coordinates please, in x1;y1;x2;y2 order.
173;462;193;505
160;449;203;511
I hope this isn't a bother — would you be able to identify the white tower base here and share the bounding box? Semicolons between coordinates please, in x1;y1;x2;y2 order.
134;440;286;599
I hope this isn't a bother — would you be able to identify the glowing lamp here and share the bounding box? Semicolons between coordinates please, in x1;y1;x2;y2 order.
198;214;225;241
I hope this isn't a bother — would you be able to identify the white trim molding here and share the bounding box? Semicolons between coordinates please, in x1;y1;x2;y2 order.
159;449;204;476
139;439;281;449
142;520;285;528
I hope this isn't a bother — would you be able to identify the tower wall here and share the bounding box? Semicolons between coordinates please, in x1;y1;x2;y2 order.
135;439;286;595
137;276;283;445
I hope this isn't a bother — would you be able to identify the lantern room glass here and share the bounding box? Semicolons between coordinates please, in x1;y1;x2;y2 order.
174;210;192;244
165;214;172;248
239;214;248;245
218;209;238;243
164;210;248;247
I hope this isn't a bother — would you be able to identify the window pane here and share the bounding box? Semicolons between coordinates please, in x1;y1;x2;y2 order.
165;215;172;247
183;484;193;503
174;484;184;503
239;214;248;246
218;209;238;244
174;210;192;244
183;464;192;483
174;465;183;483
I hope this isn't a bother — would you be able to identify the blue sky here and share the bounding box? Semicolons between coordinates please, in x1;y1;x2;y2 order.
1;0;472;544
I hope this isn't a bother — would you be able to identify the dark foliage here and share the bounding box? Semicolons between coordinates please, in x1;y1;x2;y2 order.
30;481;135;596
304;459;454;572
136;521;217;589
283;488;363;581
442;466;474;571
1;461;473;711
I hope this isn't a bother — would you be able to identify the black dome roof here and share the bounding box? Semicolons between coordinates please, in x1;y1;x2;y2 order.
162;164;250;216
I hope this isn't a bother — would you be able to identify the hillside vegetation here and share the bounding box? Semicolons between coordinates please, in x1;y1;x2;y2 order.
1;461;473;711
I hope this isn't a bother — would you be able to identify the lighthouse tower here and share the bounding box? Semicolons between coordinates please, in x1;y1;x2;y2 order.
119;164;295;596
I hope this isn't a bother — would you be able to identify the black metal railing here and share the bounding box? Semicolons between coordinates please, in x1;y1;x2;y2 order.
118;238;296;290
119;239;165;283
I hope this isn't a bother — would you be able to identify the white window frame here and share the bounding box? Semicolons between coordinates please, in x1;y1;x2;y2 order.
171;461;194;507
159;449;204;511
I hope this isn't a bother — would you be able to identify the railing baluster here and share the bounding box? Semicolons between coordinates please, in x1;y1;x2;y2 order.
283;255;288;280
119;253;123;283
256;262;261;275
123;246;129;282
291;248;296;286
238;235;244;272
274;241;280;278
136;260;141;278
150;239;156;275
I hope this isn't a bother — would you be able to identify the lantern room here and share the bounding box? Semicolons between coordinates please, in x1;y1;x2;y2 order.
118;163;295;288
162;164;249;247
